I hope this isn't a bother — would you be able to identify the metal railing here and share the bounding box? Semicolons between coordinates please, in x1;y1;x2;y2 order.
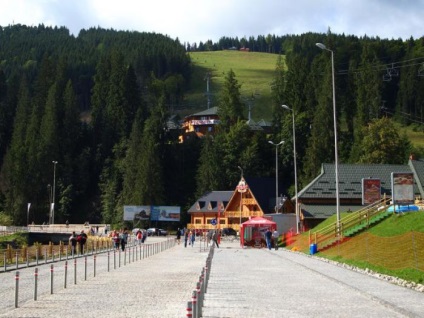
309;197;392;250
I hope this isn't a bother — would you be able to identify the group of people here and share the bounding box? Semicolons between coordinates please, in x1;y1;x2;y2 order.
69;230;88;255
265;228;280;250
111;228;129;251
177;228;220;248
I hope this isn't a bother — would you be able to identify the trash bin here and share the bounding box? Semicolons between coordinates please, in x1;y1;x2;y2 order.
310;243;317;255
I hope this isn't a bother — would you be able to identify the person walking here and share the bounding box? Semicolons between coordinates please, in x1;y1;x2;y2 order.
69;231;77;256
78;230;87;254
112;230;120;250
272;228;279;250
190;230;195;247
265;228;272;250
184;230;189;248
176;228;181;244
212;230;219;248
120;229;128;251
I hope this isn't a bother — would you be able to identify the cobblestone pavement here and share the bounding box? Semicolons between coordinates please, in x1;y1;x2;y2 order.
1;238;424;318
0;237;209;318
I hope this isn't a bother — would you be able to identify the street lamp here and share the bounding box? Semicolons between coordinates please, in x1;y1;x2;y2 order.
268;140;284;213
52;161;58;225
316;42;340;233
281;104;299;234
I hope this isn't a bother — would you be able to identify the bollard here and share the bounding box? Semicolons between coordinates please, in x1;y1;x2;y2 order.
119;249;121;268
50;264;54;294
114;249;116;270
15;271;19;308
192;290;198;318
15;251;19;269
94;254;96;277
124;248;126;266
34;268;38;300
84;256;87;281
74;258;77;285
3;252;6;272
64;261;68;288
44;248;47;264
196;280;202;314
107;251;110;272
186;300;193;317
36;249;39;266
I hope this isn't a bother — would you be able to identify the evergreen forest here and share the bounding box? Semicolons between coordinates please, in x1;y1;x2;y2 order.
0;24;423;228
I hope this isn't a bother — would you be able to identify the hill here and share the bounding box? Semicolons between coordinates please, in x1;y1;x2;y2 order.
184;51;280;120
288;211;424;284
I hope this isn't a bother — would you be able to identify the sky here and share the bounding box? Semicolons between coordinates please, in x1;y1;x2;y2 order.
1;0;423;44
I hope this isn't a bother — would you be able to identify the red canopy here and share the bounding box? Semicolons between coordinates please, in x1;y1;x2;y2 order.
240;216;277;247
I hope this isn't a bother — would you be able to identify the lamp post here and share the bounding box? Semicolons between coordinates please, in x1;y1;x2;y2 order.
281;104;299;233
52;161;58;225
316;42;340;233
268;140;284;213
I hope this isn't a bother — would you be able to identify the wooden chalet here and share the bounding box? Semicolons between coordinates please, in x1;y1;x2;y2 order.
179;107;272;143
179;106;220;143
297;159;424;231
187;177;293;232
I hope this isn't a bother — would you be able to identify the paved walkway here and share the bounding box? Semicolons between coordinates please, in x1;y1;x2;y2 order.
0;238;423;317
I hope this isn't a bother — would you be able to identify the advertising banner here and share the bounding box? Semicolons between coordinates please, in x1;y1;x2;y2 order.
362;178;381;205
123;205;151;221
391;172;414;205
150;206;181;222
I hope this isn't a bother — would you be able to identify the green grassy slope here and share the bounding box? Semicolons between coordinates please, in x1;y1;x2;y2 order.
185;51;280;120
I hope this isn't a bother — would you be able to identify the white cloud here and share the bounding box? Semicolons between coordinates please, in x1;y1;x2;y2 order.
0;0;422;42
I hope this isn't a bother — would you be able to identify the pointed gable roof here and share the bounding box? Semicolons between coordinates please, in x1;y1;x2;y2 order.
188;191;233;214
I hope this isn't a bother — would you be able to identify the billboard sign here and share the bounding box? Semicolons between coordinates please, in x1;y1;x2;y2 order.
391;172;414;205
150;206;181;222
362;178;381;205
123;205;151;221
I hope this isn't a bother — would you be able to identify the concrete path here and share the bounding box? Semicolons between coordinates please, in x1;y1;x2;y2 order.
1;238;423;317
203;242;424;318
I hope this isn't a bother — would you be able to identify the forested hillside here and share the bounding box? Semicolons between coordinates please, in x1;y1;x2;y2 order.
0;25;423;228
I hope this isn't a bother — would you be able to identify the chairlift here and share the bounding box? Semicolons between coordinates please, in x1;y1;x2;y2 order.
388;63;399;77
418;64;424;77
382;73;391;82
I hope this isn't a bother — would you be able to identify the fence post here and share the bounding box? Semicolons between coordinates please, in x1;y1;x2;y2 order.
74;258;77;285
14;271;19;308
15;251;19;269
107;251;110;272
84;256;87;281
50;264;54;294
94;254;96;277
26;251;29;267
34;268;38;300
64;261;68;288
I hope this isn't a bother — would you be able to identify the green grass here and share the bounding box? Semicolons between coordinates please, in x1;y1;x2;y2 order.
316;212;424;284
185;51;280;120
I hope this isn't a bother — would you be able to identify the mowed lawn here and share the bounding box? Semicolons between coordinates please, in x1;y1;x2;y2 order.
186;50;281;120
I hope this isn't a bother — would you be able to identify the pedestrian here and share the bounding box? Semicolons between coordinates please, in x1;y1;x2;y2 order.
190;230;195;247
136;229;142;245
184;230;189;248
265;228;272;250
112;230;120;250
141;230;147;243
69;231;77;256
120;228;128;251
206;230;213;246
272;228;279;250
78;230;88;254
212;230;219;248
176;228;181;244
